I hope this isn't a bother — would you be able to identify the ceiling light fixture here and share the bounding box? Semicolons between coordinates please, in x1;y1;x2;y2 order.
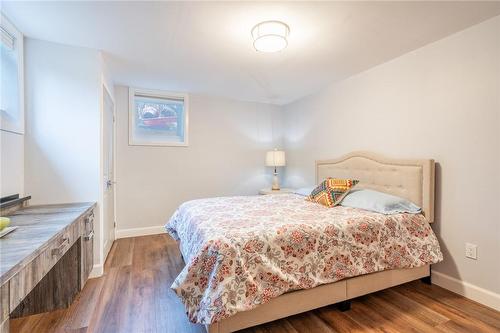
251;20;290;53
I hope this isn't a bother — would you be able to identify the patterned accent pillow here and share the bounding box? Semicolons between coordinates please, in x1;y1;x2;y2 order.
307;178;359;208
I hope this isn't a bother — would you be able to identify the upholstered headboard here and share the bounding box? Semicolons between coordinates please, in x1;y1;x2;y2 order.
316;151;435;223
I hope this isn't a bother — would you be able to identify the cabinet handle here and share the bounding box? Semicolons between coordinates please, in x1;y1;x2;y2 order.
85;214;94;224
51;237;70;256
84;230;94;241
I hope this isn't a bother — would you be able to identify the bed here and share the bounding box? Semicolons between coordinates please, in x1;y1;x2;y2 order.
165;151;443;333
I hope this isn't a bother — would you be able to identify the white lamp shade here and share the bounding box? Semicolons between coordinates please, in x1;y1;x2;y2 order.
266;150;286;167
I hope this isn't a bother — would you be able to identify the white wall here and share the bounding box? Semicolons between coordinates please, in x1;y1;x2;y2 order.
24;38;112;274
283;16;500;307
24;38;101;204
115;86;283;234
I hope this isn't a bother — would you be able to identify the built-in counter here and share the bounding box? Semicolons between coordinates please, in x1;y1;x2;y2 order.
0;202;96;333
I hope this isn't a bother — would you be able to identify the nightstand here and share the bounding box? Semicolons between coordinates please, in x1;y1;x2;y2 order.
259;188;294;195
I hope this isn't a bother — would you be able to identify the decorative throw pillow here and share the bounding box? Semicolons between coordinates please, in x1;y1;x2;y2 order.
307;178;359;208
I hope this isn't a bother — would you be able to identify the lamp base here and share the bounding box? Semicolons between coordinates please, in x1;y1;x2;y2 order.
272;173;280;190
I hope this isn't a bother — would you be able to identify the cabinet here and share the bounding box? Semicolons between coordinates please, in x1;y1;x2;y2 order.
0;203;96;331
81;210;94;288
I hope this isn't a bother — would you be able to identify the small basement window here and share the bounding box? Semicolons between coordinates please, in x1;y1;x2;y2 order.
129;88;188;146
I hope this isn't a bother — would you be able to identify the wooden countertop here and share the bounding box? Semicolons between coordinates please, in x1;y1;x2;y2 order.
0;202;96;285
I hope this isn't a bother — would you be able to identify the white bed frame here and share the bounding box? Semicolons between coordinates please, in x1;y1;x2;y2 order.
206;151;436;333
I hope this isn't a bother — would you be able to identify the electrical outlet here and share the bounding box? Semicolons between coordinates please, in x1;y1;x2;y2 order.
465;243;478;260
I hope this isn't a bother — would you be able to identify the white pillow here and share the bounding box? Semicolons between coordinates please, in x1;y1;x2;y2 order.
340;189;421;215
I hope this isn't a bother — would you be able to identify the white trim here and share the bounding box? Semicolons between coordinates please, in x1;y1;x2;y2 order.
115;225;166;239
89;264;104;278
101;73;116;105
103;237;113;261
98;78;105;270
431;271;500;311
101;82;116;257
97;76;116;280
128;87;189;147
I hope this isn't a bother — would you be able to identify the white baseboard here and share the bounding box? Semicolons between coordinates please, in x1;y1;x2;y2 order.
89;264;103;278
115;225;166;239
431;271;500;311
103;238;113;260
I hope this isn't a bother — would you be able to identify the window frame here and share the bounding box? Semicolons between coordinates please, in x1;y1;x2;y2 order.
128;87;189;147
0;13;24;135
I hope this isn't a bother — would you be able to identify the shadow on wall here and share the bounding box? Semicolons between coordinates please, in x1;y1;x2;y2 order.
432;162;461;290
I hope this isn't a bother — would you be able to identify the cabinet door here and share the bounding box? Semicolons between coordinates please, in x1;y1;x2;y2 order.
1;282;9;333
80;210;94;288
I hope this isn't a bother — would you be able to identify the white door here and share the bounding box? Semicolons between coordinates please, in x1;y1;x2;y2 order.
103;87;115;257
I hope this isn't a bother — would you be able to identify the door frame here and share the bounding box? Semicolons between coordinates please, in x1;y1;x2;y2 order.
99;76;116;272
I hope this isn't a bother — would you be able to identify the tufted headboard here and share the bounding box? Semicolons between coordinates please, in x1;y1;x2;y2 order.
316;151;435;223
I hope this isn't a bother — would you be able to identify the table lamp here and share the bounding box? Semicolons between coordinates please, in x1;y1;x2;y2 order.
265;149;286;190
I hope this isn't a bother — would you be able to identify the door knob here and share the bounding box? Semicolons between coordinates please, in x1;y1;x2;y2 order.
105;180;115;188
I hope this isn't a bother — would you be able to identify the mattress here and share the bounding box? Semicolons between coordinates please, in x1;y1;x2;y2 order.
165;193;443;324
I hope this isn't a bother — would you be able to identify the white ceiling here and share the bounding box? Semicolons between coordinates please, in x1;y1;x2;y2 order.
4;1;500;105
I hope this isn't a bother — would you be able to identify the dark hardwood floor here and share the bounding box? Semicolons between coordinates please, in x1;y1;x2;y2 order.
11;234;500;333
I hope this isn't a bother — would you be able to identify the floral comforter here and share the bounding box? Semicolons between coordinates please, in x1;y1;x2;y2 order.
165;194;443;324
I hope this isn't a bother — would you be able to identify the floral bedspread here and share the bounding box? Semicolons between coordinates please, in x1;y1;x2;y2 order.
165;194;443;324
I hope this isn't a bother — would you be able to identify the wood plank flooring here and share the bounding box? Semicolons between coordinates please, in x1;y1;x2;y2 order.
11;234;500;333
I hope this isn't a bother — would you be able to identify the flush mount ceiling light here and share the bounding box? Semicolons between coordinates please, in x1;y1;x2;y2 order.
251;20;290;53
